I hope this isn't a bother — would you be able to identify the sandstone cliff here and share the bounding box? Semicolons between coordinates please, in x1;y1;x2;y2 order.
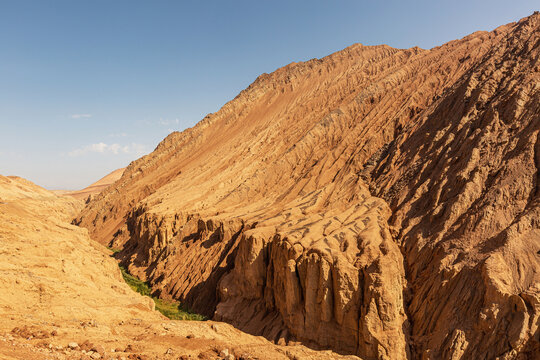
0;175;354;359
76;13;540;359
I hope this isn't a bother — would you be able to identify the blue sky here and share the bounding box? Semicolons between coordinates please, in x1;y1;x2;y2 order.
0;1;538;190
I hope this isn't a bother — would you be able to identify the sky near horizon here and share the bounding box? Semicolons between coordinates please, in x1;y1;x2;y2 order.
0;1;538;190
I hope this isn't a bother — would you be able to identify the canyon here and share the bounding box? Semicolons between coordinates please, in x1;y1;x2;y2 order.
0;175;355;359
1;12;539;360
74;12;540;360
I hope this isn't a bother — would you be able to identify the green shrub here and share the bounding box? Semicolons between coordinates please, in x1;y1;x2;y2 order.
119;266;151;296
154;298;206;321
106;246;122;254
118;265;206;321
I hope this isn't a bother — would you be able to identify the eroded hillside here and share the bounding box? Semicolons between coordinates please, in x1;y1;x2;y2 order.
76;13;540;360
0;175;355;359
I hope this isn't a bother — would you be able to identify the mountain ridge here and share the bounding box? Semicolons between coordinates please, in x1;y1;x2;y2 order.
76;13;540;359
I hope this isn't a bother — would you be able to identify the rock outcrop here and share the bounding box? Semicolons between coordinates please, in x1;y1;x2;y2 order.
76;13;540;359
0;175;355;360
367;15;540;359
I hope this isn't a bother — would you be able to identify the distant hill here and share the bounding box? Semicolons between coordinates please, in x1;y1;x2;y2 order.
53;167;125;201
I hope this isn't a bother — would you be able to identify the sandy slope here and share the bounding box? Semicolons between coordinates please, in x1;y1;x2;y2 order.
53;168;125;201
0;175;358;359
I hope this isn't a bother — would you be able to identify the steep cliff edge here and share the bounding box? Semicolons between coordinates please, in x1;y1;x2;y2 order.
76;13;540;359
0;175;356;360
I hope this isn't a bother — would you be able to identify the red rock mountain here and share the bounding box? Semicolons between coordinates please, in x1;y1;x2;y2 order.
76;13;540;359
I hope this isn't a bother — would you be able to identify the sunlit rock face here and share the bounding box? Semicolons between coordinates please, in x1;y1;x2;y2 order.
77;13;540;359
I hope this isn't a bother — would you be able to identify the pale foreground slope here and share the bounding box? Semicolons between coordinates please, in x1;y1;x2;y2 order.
0;175;358;359
77;13;540;359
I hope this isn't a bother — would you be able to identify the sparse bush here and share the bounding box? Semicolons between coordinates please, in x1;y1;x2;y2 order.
119;265;205;320
119;266;151;296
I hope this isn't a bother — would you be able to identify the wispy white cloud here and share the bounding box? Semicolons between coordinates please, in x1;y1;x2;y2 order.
68;142;148;157
108;132;129;138
129;143;148;156
158;118;180;126
70;114;92;119
140;118;180;127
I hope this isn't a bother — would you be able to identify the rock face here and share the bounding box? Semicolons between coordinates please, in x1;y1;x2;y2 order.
367;15;540;359
0;175;354;360
76;13;540;359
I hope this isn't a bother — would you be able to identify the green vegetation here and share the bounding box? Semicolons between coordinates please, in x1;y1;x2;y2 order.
119;265;206;321
106;246;122;254
153;298;206;321
119;266;151;296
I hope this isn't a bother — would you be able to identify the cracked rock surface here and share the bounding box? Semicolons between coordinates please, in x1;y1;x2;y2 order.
76;13;540;359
